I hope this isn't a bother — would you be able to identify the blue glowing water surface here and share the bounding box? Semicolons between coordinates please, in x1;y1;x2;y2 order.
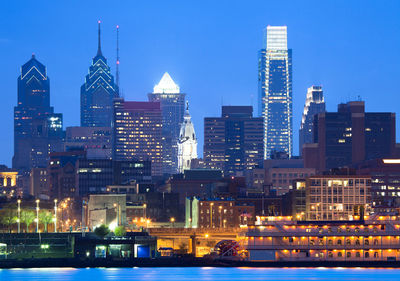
0;267;399;280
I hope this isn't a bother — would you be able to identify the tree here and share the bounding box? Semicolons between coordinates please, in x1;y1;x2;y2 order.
0;209;17;233
21;210;35;233
114;226;126;237
94;224;110;238
39;210;53;232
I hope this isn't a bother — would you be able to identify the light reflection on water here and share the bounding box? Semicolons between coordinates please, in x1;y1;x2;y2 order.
0;267;400;281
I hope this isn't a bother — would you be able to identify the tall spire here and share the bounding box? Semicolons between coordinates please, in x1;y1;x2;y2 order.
97;20;102;56
116;25;120;89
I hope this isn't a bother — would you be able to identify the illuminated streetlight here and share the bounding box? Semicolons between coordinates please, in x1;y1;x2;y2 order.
17;199;21;233
54;199;58;232
170;217;175;228
35;199;40;233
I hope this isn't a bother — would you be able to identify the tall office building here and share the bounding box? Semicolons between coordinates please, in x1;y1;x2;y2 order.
177;103;197;173
258;26;293;159
113;99;163;176
303;101;397;172
299;86;325;154
80;22;119;127
64;126;112;159
148;72;185;174
13;55;64;172
204;106;264;176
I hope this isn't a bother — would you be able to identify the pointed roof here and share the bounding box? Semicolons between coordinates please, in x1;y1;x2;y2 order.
21;54;47;79
153;72;180;94
97;20;102;56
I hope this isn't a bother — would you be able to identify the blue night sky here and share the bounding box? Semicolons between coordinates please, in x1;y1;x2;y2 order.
0;0;399;166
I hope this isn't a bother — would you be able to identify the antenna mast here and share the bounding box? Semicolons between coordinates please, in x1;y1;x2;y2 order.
116;25;120;94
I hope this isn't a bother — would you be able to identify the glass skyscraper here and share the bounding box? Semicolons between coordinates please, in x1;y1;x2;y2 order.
13;55;63;172
80;22;119;127
258;26;293;159
299;86;325;155
148;73;185;175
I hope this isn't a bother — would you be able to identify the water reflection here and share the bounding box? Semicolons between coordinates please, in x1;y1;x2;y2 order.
0;267;399;281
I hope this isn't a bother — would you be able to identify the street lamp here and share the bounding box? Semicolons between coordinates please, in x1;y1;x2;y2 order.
35;199;40;233
219;206;222;228
17;199;21;233
170;217;175;228
143;203;147;220
54;199;58;232
114;203;120;226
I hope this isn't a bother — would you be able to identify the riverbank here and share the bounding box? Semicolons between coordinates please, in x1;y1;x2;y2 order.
1;257;400;268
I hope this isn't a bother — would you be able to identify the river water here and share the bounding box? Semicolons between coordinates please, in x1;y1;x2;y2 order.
0;267;399;280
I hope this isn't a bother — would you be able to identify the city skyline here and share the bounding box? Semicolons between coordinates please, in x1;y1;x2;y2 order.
1;1;400;166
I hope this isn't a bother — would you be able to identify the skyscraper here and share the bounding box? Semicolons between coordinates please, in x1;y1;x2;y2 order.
178;102;197;173
148;72;185;174
303;101;397;171
13;55;63;172
258;26;293;159
299;86;325;154
113;99;163;176
81;22;119;127
204;106;264;176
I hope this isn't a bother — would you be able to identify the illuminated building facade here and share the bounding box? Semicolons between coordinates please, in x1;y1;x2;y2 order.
258;26;293;159
113;99;163;176
306;175;371;221
80;22;119;127
64;126;112;159
148;72;185;174
177;103;197;173
299;86;325;155
185;197;255;228
354;158;400;208
204;106;263;176
13;55;64;172
303;101;397;172
244;216;400;261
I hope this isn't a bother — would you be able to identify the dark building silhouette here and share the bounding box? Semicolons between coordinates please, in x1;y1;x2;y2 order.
80;22;119;127
113;99;163;176
299;86;325;155
148;73;185;175
304;101;397;172
49;149;151;199
13;55;63;172
204;106;263;176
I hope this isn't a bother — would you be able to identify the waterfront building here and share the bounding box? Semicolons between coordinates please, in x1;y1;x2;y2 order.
204;106;263;176
87;194;126;230
80;22;119;127
299;86;325;155
258;26;293;159
303;101;397;172
113;99;163;176
243;215;400;261
353;158;400;209
306;175;371;221
148;73;185;175
185;197;255;228
177;103;198;173
13;55;64;172
64;126;112;159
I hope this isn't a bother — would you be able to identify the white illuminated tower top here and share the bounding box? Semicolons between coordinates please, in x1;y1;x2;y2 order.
178;102;198;173
153;72;180;94
266;26;287;50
